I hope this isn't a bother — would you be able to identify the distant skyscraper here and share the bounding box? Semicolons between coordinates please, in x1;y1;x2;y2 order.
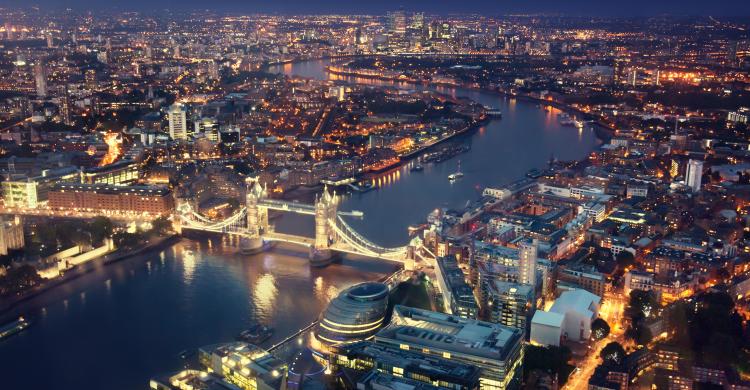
518;240;537;290
410;12;425;31
388;9;407;36
60;85;71;125
685;159;704;192
5;23;14;40
208;60;220;80
85;69;96;89
168;103;188;141
46;33;54;48
173;44;181;58
34;61;47;97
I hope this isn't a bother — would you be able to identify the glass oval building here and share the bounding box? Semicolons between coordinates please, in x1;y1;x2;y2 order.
314;282;390;350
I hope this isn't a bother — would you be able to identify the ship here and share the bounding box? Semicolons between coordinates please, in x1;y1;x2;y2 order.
448;160;464;181
485;106;503;118
410;164;424;172
0;317;30;341
348;181;375;193
236;323;274;345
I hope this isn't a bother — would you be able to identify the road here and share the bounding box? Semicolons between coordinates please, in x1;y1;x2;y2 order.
562;292;627;390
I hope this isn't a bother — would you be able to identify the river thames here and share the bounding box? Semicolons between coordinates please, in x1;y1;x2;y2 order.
0;59;601;390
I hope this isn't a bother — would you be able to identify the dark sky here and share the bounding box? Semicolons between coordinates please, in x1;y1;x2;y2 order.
7;0;750;16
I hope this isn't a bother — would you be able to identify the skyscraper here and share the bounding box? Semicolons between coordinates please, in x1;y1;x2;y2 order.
388;9;407;36
34;61;47;97
168;103;188;141
685;159;704;192
518;239;537;290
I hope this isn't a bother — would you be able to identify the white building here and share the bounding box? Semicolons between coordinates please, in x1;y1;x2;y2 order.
518;240;537;290
685;159;704;193
530;289;600;346
168;103;188;141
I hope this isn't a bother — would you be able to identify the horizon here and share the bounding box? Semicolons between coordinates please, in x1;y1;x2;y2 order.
2;0;750;17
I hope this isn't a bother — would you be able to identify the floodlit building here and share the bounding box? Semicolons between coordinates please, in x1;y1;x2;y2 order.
685;159;703;193
530;289;600;346
168;103;188;141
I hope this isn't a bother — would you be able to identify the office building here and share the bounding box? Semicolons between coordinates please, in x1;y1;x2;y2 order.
80;159;140;185
168;103;188;141
314;282;389;350
685;159;703;193
34;61;47;97
198;342;288;390
2;167;80;208
330;341;482;390
377;305;524;390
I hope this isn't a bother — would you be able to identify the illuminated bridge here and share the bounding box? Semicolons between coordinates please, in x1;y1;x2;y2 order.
176;182;416;268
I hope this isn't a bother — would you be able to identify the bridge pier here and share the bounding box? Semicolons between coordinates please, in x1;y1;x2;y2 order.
239;235;266;255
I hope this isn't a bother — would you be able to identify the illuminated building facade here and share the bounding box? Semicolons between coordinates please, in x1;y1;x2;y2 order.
314;282;389;350
48;183;174;215
198;342;288;390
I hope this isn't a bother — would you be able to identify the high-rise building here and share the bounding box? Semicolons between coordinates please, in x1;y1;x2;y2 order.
685;159;704;192
5;23;14;40
518;240;537;290
487;281;534;332
168;103;188;141
46;33;54;48
85;69;96;89
34;61;47;97
388;9;407;36
410;12;425;31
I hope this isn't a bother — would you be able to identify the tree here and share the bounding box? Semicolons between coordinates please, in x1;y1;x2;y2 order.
592;318;611;340
600;342;626;366
626;289;658;321
615;251;635;269
150;216;172;237
88;216;113;244
524;345;574;386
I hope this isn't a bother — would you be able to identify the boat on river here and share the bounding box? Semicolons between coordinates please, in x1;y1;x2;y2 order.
448;161;464;181
0;317;30;341
237;323;274;345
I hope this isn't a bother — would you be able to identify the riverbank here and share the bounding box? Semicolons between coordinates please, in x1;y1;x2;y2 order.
322;61;614;143
0;234;180;322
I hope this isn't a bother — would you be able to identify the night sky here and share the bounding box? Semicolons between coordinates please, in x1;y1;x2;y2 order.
5;0;750;16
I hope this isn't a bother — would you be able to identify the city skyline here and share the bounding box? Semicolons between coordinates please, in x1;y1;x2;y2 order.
2;0;750;16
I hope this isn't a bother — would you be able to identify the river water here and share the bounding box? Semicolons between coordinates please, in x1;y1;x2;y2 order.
269;59;601;246
0;59;600;390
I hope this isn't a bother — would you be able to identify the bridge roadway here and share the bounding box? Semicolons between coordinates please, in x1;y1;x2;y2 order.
0;205;158;222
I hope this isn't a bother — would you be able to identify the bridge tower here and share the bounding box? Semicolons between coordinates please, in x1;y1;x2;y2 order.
311;186;338;265
241;180;269;254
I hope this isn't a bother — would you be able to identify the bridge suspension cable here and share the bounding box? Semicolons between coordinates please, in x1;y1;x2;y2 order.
330;215;407;258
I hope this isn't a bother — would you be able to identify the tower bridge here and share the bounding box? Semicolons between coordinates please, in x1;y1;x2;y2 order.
176;181;416;268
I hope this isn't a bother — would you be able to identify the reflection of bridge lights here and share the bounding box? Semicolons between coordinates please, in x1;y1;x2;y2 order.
254;273;278;313
182;249;198;283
